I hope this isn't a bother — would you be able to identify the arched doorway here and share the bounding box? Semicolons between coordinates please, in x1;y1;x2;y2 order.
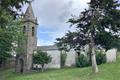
20;59;24;73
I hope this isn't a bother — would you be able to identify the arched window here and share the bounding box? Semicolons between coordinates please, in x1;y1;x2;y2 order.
23;26;26;34
32;27;35;36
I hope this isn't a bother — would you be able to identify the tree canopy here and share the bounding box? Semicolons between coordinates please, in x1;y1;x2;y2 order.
0;0;29;67
33;50;52;72
56;0;120;73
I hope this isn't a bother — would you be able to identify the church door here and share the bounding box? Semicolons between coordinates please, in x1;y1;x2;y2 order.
20;59;24;73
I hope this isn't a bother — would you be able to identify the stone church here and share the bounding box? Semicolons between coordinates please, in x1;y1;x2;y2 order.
15;3;76;73
15;2;118;73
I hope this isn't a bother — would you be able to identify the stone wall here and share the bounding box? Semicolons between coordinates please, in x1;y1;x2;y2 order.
106;48;117;63
0;57;15;69
44;50;61;69
65;49;76;67
36;49;77;69
38;46;118;69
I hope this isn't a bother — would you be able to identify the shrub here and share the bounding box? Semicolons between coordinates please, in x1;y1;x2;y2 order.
60;52;67;68
76;54;90;68
96;50;106;65
33;50;52;72
76;50;106;68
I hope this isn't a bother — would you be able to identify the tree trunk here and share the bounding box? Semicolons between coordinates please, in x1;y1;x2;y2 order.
41;64;44;72
90;37;99;73
87;44;92;65
0;60;2;68
2;61;6;68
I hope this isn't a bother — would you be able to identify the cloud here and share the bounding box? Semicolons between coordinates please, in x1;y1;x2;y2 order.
22;0;90;46
32;0;90;27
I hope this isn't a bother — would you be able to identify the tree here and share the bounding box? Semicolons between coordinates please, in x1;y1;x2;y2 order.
0;0;29;68
33;50;52;72
69;0;120;73
1;0;28;9
60;51;67;68
0;29;12;67
0;0;29;28
56;37;71;68
56;0;120;73
0;15;24;68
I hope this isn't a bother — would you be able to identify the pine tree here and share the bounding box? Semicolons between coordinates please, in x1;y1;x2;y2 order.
56;0;120;73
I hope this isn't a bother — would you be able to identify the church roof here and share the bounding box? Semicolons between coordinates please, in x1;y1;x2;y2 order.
24;2;35;19
23;2;38;25
37;45;59;51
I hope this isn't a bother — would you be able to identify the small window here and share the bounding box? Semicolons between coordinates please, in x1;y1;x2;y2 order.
32;27;35;36
23;26;26;34
77;52;80;56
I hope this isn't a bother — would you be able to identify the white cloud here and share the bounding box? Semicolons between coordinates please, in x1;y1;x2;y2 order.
22;0;90;46
31;0;90;27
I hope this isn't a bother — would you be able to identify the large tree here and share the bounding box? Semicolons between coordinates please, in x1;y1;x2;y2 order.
0;0;29;28
0;15;24;67
56;0;120;73
0;0;29;67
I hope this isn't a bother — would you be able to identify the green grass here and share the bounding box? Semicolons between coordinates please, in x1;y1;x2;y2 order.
1;53;120;80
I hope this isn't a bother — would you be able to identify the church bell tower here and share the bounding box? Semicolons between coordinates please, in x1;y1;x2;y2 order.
16;2;38;73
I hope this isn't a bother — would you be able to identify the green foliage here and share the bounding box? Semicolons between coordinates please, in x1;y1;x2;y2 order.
0;0;28;68
56;31;79;51
0;0;28;19
33;50;52;71
56;0;120;73
76;51;106;68
60;51;67;68
1;0;28;9
33;50;52;64
96;50;106;65
95;32;120;51
0;0;29;28
0;15;24;67
56;0;120;54
0;29;13;64
76;54;90;68
67;0;120;50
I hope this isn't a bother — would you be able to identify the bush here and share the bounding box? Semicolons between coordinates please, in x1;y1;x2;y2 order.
76;50;106;68
33;50;52;72
96;50;106;65
76;54;90;68
60;52;67;68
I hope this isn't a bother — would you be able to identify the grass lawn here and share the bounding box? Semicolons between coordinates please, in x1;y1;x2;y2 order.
0;53;120;80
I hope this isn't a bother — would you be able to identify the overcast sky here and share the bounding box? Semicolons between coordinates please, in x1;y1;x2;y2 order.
22;0;90;46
